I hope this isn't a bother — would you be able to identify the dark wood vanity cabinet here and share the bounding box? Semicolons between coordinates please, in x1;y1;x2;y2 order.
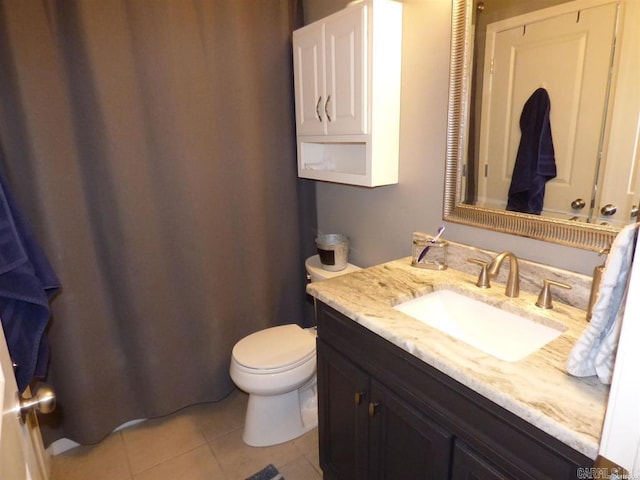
318;341;451;479
316;301;592;480
451;441;512;480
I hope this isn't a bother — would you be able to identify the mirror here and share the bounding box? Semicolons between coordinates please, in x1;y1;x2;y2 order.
444;0;639;252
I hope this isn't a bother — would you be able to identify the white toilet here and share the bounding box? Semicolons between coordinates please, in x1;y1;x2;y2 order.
230;254;360;447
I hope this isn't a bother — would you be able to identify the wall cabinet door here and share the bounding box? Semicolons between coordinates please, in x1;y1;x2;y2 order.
324;3;366;135
293;3;366;137
293;22;326;136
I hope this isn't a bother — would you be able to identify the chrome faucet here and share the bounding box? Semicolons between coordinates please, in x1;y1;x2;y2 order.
487;251;520;297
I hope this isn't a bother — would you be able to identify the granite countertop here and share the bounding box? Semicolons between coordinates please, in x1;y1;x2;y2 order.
307;257;609;460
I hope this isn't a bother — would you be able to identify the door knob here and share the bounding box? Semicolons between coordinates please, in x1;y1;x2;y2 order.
354;391;365;406
17;384;56;424
600;204;617;216
368;402;379;417
571;198;586;210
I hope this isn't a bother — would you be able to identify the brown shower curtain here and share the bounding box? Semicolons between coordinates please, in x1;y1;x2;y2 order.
0;0;305;445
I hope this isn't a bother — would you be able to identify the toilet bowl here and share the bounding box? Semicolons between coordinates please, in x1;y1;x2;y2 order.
230;254;360;447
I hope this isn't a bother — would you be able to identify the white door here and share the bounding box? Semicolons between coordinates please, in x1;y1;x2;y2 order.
592;0;640;227
0;324;50;480
479;2;617;217
293;22;326;136
324;2;367;135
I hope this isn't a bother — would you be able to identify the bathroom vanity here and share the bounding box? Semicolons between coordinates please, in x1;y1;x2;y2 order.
307;257;608;479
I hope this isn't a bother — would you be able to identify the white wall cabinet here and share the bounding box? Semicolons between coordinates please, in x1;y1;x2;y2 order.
294;6;365;137
292;0;402;187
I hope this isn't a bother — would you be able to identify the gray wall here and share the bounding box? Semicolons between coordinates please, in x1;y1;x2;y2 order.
302;0;601;276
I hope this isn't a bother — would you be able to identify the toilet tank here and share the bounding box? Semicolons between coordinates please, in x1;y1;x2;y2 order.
305;255;361;282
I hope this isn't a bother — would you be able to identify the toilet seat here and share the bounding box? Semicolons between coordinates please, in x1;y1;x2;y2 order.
232;324;315;374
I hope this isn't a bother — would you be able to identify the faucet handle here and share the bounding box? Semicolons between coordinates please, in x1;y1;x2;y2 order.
535;279;572;309
468;258;490;289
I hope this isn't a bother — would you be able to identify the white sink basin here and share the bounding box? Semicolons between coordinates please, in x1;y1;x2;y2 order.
393;289;566;362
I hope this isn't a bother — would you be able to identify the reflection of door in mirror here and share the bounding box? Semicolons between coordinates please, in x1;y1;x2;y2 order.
476;2;617;219
594;0;640;227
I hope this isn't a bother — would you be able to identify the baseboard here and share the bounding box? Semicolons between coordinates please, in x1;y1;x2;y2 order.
48;418;147;455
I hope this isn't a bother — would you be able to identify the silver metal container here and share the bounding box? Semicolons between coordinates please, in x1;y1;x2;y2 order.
316;234;349;271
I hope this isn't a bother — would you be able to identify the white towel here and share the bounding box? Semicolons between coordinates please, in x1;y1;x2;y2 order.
566;222;639;384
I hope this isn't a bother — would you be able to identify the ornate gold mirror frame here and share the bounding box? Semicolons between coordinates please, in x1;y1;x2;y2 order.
443;0;619;252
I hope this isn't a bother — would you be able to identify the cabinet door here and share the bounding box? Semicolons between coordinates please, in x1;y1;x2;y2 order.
368;379;452;480
293;22;326;136
317;340;370;480
452;441;511;480
324;3;367;135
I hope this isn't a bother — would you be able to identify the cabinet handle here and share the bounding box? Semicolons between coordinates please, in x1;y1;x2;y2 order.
368;402;379;417
315;96;323;122
324;94;332;122
354;391;365;405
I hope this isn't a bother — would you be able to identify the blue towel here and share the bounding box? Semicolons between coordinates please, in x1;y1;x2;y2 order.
506;88;557;215
0;175;59;392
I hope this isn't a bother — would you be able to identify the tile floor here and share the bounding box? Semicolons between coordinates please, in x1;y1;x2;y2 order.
50;389;322;480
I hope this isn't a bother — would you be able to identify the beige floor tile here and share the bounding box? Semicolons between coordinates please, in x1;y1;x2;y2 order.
188;389;248;442
279;455;322;480
50;391;321;480
293;428;321;474
208;426;303;479
50;433;131;480
304;443;321;475
121;413;207;474
133;445;224;480
292;428;318;457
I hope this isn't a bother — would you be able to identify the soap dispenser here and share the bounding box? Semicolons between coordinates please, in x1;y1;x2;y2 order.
586;248;609;322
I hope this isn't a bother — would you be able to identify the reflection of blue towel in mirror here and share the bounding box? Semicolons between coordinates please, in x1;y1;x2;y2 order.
0;175;59;392
506;88;557;215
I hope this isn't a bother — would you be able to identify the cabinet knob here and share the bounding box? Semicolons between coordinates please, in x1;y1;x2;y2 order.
368;402;379;417
315;96;323;122
354;391;365;406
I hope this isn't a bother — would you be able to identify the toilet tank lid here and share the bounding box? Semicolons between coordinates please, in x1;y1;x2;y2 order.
232;324;315;370
305;255;361;279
